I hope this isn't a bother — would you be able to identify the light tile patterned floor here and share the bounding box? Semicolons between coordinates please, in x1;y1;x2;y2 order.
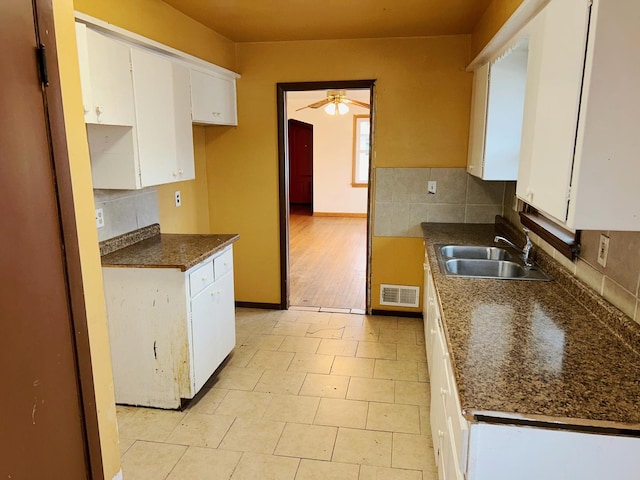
117;308;437;479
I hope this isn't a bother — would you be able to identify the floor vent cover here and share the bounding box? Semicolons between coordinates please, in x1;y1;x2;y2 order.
379;284;420;308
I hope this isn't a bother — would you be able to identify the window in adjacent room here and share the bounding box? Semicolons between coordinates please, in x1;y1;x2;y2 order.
352;114;370;187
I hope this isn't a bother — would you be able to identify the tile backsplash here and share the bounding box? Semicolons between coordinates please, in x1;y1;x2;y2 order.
94;188;159;242
374;167;505;237
502;182;640;324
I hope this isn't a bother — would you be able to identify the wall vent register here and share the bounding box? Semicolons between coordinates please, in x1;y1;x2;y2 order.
380;284;420;308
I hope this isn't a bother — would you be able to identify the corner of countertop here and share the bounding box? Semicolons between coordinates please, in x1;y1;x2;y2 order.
99;224;160;256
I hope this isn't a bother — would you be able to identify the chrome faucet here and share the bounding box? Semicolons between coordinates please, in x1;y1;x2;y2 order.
494;227;534;267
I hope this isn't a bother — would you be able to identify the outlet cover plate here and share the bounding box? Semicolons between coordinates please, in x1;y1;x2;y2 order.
95;208;105;229
175;191;181;207
597;234;609;267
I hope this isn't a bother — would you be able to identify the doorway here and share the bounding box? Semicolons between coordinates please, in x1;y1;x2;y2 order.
277;80;376;312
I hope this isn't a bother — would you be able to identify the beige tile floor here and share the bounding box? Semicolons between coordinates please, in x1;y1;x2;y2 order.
117;308;437;480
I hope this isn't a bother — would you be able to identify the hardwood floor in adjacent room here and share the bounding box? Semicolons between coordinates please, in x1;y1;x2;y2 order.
289;205;366;311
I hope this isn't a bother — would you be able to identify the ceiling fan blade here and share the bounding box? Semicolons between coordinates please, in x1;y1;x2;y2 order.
295;98;331;111
342;98;370;109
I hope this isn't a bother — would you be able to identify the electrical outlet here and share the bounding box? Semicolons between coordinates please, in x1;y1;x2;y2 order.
597;234;609;267
427;181;437;194
95;208;105;229
175;191;181;207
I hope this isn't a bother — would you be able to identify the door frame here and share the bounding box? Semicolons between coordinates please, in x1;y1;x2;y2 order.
31;1;104;477
276;80;376;311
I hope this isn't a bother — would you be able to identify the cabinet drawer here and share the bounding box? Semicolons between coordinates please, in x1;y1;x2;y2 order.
189;261;214;297
214;248;233;280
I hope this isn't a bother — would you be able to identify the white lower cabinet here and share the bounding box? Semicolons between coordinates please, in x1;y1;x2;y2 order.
102;246;236;409
425;258;467;480
423;259;640;480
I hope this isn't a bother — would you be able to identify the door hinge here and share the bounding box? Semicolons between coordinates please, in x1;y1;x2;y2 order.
36;43;49;87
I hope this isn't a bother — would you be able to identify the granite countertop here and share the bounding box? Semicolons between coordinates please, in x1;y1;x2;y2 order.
101;225;239;272
422;222;640;433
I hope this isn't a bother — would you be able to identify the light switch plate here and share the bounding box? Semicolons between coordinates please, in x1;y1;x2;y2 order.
427;181;437;194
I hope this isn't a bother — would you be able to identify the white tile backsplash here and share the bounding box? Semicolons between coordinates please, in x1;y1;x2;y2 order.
373;168;505;237
94;188;159;241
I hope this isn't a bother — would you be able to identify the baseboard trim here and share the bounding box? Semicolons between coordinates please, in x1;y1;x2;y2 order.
235;301;283;310
313;212;367;218
371;309;423;319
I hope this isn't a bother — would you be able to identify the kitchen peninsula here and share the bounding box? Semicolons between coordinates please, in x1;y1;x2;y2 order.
101;224;239;409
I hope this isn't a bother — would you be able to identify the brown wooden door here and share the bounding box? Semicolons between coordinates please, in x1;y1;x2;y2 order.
288;119;314;205
0;0;91;477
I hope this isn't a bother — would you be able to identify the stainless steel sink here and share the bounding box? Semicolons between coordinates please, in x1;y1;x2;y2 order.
439;245;511;260
435;244;551;281
444;259;526;278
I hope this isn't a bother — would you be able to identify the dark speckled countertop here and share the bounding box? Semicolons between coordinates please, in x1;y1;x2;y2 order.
101;230;239;272
422;222;640;433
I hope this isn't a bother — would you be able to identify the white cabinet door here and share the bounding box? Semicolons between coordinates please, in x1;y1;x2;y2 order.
191;282;220;393
191;70;238;125
173;63;196;182
467;63;489;179
190;253;236;393
483;44;528;181
516;0;591;221
131;47;177;187
81;27;136;126
568;0;640;230
211;270;236;368
131;47;194;188
468;42;528;181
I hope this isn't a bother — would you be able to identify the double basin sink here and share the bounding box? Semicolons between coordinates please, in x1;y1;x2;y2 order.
435;244;551;281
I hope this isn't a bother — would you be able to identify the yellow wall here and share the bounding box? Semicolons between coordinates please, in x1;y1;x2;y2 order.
471;0;525;59
158;127;211;233
207;37;472;305
371;237;427;312
52;1;120;478
74;0;237;235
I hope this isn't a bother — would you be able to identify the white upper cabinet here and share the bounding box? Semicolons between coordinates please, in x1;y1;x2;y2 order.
75;15;240;189
467;41;529;181
190;70;238;126
75;23;135;126
130;48;195;187
86;41;195;189
517;0;640;230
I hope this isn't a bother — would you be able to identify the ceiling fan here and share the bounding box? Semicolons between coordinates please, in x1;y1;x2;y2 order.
296;90;370;116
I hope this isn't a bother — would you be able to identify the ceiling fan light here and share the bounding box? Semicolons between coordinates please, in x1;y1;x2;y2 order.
337;103;349;115
324;103;337;115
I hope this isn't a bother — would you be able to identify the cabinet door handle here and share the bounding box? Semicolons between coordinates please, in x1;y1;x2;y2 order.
441;387;448;396
178;169;184;175
173;171;178;177
201;276;208;282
